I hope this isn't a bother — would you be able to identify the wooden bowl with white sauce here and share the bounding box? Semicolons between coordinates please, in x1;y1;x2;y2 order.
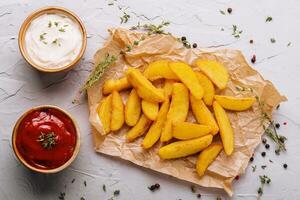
18;6;87;73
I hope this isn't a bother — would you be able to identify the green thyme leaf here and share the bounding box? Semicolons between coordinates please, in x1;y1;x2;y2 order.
39;32;47;41
58;192;65;200
265;16;273;22
270;38;276;43
113;190;120;196
219;10;225;15
59;28;65;32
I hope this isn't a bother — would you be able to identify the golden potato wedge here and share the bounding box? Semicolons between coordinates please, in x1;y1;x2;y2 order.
141;100;159;120
196;60;229;90
97;94;112;134
213;101;234;155
144;60;179;81
196;72;215;106
163;79;175;98
160;83;189;142
196;143;223;177
126;114;152;142
126;67;165;103
103;77;131;95
142;99;170;149
172;122;211;140
190;95;219;135
214;95;255;111
125;89;141;126
158;135;213;159
169;62;204;100
111;91;124;131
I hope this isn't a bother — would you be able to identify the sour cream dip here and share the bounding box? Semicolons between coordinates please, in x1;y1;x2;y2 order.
24;13;83;69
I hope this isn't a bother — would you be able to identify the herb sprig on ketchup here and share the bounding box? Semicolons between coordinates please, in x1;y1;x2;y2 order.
15;108;77;170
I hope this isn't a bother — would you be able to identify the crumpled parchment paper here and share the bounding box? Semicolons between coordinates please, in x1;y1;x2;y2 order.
87;28;287;196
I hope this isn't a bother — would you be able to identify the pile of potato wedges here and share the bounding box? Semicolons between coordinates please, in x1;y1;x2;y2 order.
97;59;255;178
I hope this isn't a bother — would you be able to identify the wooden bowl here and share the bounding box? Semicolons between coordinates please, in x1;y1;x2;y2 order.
18;6;87;73
12;105;81;174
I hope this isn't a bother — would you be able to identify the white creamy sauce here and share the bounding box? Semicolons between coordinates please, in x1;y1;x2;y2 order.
25;13;83;69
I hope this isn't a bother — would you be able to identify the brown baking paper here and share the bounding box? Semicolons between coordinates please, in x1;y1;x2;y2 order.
87;28;287;196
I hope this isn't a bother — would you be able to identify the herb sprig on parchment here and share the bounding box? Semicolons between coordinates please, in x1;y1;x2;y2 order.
81;54;117;92
235;86;287;153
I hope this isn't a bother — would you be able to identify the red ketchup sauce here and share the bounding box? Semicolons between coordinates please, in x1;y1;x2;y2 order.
16;108;77;169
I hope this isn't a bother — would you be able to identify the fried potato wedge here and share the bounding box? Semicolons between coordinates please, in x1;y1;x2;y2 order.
213;101;234;155
196;143;223;177
126;114;151;142
163;79;175;98
125;89;141;126
214;95;256;111
173;122;211;140
160;83;189;142
142;99;170;149
196;60;229;90
144;60;179;81
158;135;213;159
196;72;215;106
111;91;124;131
103;77;131;95
169;62;204;100
141;100;159;120
126;67;165;103
97;94;112;134
190;95;219;135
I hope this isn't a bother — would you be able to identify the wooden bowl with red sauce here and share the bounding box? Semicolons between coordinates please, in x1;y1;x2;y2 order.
12;105;80;173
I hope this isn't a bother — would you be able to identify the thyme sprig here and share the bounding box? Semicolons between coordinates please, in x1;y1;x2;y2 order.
81;54;117;91
232;25;243;38
121;35;146;54
130;21;171;35
120;11;130;24
236;85;286;153
257;175;271;198
37;132;57;150
256;96;287;153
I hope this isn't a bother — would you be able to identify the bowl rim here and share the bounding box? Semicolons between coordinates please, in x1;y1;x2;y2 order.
18;6;87;73
12;105;81;174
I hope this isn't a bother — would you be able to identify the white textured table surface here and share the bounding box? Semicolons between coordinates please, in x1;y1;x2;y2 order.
1;0;299;199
